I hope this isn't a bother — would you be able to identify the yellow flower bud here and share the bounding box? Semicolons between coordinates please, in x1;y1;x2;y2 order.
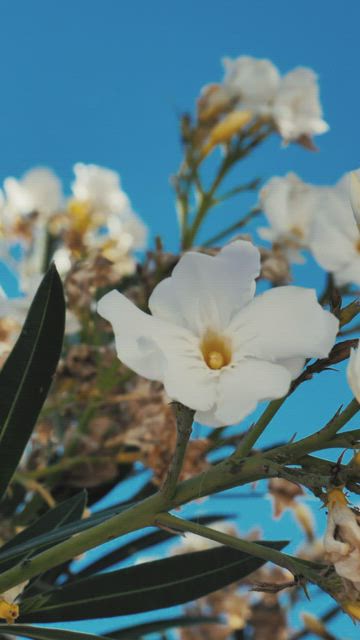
343;600;360;621
353;451;360;466
201;111;253;158
0;599;19;624
301;612;327;636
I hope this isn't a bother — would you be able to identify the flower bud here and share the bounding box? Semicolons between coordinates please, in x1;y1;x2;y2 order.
201;110;253;158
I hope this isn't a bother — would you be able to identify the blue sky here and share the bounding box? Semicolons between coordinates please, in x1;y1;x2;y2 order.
1;1;360;638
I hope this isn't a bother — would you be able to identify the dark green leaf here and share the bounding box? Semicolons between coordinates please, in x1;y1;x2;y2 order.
19;540;287;622
107;615;219;639
0;265;65;500
0;491;87;577
74;514;230;579
0;502;129;571
0;624;112;640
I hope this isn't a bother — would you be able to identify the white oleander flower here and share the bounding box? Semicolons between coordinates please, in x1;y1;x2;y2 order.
70;163;147;251
309;175;360;286
3;167;63;220
222;56;280;114
259;173;320;260
347;342;360;402
350;169;360;227
98;241;338;427
324;489;360;592
272;68;329;142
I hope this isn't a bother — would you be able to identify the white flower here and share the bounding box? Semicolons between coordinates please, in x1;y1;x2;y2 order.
324;489;360;591
98;241;338;427
347;342;360;402
3;167;63;219
222;56;280;113
259;172;321;260
350;169;360;227
272;68;329;141
70;163;147;250
309;175;360;286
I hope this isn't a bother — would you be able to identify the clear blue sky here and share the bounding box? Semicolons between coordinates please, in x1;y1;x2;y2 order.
1;1;359;638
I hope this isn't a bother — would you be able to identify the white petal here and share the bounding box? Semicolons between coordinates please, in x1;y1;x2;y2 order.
277;356;306;379
333;257;360;287
213;359;291;426
97;290;171;380
230;286;338;362
163;348;217;412
350;170;360;227
309;183;359;274
149;240;260;334
347;344;360;402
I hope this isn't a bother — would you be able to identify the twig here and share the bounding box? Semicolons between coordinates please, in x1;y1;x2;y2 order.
161;403;194;502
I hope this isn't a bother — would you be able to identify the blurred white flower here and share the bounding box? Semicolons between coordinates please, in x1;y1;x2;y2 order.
98;241;338;427
350;169;360;227
347;342;360;402
222;56;280;113
259;172;320;260
3;167;63;220
272;68;329;142
70;163;147;251
0;273;79;341
309;175;360;286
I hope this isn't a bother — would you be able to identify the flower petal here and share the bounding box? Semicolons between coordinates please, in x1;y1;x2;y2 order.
213;359;291;426
97;290;171;380
149;240;260;334
231;286;338;362
162;346;217;412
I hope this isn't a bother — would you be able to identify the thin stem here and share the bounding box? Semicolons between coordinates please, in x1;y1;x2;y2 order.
203;208;261;247
233;397;286;459
161;403;194;502
272;397;360;463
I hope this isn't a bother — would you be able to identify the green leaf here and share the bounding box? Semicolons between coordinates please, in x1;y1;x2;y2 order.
0;502;129;571
0;492;87;576
19;540;287;622
0;624;112;640
74;514;230;579
107;615;219;639
0;265;65;500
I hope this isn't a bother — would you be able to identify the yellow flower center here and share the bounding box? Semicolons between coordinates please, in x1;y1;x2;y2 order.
0;599;19;624
201;330;232;370
68;199;93;233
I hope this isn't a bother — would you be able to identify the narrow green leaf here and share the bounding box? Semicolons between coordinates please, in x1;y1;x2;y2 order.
74;514;230;579
0;502;129;571
0;624;112;640
0;492;87;577
19;541;287;622
0;265;65;500
107;615;220;639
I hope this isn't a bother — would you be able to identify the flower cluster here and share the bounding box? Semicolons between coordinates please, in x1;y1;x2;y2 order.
0;163;147;353
260;168;360;286
197;55;328;152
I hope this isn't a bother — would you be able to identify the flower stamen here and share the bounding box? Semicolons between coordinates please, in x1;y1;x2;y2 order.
201;330;232;370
